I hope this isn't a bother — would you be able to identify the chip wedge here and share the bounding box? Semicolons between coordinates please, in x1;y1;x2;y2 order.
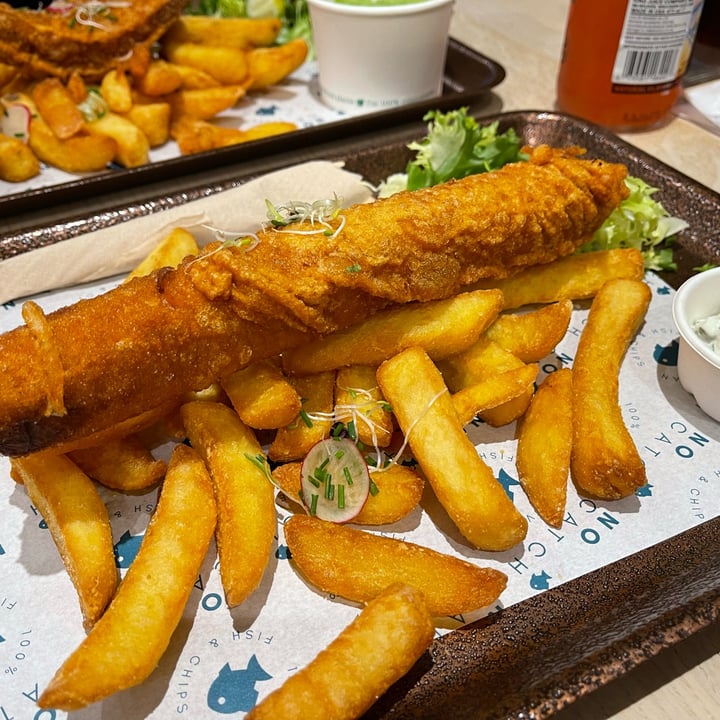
516;367;573;527
246;582;434;720
570;278;651;499
284;515;507;616
474;248;644;309
182;400;276;606
11;452;117;631
282;289;504;375
37;444;216;710
377;346;527;551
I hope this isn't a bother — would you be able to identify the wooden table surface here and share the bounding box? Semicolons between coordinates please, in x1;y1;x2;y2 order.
449;1;720;718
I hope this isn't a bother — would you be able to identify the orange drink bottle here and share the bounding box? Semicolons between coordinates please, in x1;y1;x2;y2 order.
556;0;705;132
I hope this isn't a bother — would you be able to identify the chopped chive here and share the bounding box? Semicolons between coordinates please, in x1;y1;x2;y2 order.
343;466;353;485
369;479;380;496
334;449;345;460
309;494;319;515
337;484;345;509
299;409;313;428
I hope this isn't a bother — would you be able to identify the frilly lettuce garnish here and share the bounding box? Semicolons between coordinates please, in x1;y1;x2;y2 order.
377;108;527;196
579;176;688;272
377;108;687;271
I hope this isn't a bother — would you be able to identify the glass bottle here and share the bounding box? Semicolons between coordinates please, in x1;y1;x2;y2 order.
556;0;705;132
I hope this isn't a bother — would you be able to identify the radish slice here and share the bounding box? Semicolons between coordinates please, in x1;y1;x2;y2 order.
1;99;32;143
300;437;370;523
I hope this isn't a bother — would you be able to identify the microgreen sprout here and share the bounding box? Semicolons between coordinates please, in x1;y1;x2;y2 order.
264;195;346;240
184;226;260;271
47;0;131;30
243;452;289;495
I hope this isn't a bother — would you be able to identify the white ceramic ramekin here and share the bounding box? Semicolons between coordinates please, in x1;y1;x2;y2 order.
306;0;454;115
671;266;720;422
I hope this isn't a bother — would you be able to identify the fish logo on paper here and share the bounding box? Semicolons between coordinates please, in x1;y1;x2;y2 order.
654;340;678;366
530;570;552;591
114;530;144;568
497;468;521;501
207;655;272;714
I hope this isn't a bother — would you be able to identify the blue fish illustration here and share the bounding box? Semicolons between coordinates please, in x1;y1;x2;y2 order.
635;483;653;498
114;530;144;568
654;340;678;366
275;544;291;560
496;468;521;501
530;571;551;591
207;655;272;714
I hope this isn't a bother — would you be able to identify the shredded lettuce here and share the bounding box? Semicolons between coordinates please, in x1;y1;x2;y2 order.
377;108;687;270
579;177;688;272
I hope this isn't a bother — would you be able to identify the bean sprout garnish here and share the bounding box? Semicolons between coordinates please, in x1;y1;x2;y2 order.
184;228;260;271
45;0;130;29
265;196;346;240
296;385;446;473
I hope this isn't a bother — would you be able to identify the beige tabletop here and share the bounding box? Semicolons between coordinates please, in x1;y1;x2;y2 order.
449;1;720;718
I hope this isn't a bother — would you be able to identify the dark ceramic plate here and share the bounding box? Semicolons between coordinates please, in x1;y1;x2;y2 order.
2;111;720;719
0;37;504;217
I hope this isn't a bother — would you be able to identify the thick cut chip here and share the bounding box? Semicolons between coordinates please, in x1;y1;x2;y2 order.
32;77;85;139
245;39;309;90
37;444;216;710
473;248;644;309
11;453;117;631
99;69;133;113
268;371;336;462
163;42;249;85
164;16;282;48
182;400;276;606
132;59;183;96
246;582;434;720
516;367;573;527
285;515;506;616
123;102;171;148
273;461;424;525
570;278;651;499
222;359;302;430
452;363;539;427
0;132;40;182
29;114;116;172
125;226;200;281
68;435;166;492
485;300;573;362
438;336;534;427
282;289;504;375
334;365;393;448
87;111;150;168
377;347;527;551
167;85;246;120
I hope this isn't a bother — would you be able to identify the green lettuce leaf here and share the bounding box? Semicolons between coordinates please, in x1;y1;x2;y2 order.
580;176;688;272
405;108;527;190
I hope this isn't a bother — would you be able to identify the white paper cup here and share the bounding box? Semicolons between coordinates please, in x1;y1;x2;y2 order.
307;0;454;115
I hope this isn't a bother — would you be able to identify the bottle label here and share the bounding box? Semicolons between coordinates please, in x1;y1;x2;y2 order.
612;0;704;93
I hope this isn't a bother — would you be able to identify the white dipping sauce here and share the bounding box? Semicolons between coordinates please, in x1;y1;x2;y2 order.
692;313;720;354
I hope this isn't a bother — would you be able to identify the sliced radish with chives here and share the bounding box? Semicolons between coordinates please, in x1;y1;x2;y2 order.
1;100;32;143
300;437;370;523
